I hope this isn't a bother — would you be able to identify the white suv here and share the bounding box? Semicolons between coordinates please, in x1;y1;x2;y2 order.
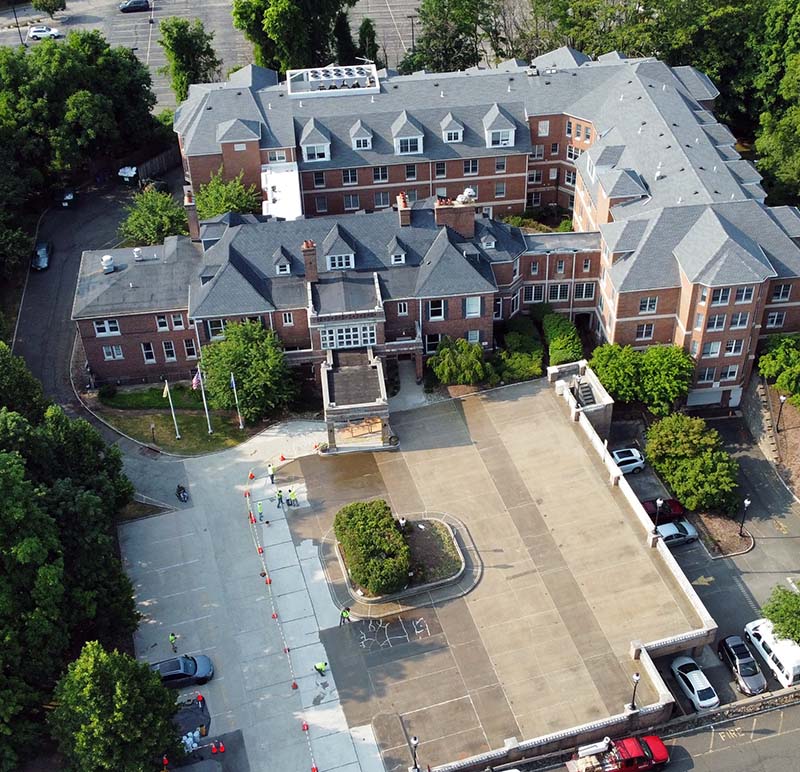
27;25;61;40
611;447;645;474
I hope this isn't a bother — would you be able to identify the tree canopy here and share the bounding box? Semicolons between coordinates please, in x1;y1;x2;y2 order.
50;642;180;772
120;189;188;245
196;168;261;221
429;336;487;385
588;343;640;403
358;18;382;68
202;321;294;422
31;0;65;18
762;585;800;643
159;17;222;102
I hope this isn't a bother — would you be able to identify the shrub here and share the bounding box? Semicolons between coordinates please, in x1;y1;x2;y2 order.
504;314;537;338
556;218;573;232
762;585;800;643
528;302;554;323
589;343;640;403
98;384;117;401
334;500;410;594
496;349;544;382
542;313;582;365
429;336;487;385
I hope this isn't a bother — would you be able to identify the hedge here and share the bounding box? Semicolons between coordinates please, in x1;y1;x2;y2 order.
542;313;582;365
333;500;410;594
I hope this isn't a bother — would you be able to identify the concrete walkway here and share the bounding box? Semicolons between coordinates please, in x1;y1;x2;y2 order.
387;360;445;413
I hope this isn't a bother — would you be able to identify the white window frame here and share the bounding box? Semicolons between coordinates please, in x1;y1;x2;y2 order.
725;339;743;356
425;333;441;354
701;341;721;358
444;130;462;143
635;323;654;340
282;311;294;326
94;319;120;337
495;157;507;174
465;296;480;318
549;283;569;301
268;149;287;162
493;297;503;319
767;311;786;329
156;314;169;332
163;340;176;362
466;329;480;344
495;181;506;199
428;299;445;321
529;170;542;185
582;258;591;273
396;136;421;155
374;191;390;209
698;366;715;383
730;312;749;329
171;313;184;330
711;288;731;306
343;194;360;211
315;195;328;213
373;166;388;183
772;284;791;302
208;319;225;339
320;324;378;350
489;129;513;147
353;137;371;150
342;168;358;186
141;342;156;364
639;296;658;314
531;145;544;160
735;286;754;303
585;126;592;142
276;263;291;275
397;301;408;316
390;252;405;265
567;145;582;161
538;120;550;136
327;254;354;270
530;192;541;206
556;259;565;274
720;364;739;381
566;120;573;137
233;143;246;152
523;284;544;303
405;164;417;181
313;171;325;188
510;291;520;316
513;258;520;279
102;344;123;361
574;283;595;300
549;168;558;181
707;314;726;331
303;144;329;162
464;159;479;176
565;170;576;186
531;261;539;276
184;339;197;359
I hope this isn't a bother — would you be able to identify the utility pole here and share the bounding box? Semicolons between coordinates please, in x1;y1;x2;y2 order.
11;1;27;48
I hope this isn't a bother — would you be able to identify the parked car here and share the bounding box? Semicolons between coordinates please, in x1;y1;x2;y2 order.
656;519;698;547
745;618;800;688
119;0;150;11
641;498;685;523
151;654;214;688
717;635;767;695
31;241;53;271
53;187;76;208
27;25;61;40
670;655;720;710
611;448;645;474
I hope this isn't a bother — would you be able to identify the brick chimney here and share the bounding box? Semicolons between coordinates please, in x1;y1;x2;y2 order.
435;196;476;238
396;192;411;227
301;240;318;282
184;185;200;240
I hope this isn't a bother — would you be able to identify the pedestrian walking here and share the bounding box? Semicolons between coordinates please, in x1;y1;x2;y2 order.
289;489;299;507
339;607;351;626
257;500;264;521
313;661;328;676
276;490;284;508
169;632;178;653
267;463;275;484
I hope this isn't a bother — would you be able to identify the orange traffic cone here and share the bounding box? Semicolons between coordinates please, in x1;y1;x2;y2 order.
218;741;226;753
279;454;286;461
249;471;255;480
211;741;218;754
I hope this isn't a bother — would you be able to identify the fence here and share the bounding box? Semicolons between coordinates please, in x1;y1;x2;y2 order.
137;146;182;181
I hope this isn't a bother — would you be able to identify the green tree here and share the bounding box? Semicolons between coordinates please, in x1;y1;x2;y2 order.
357;17;382;67
669;449;740;513
0;222;31;280
120;190;188;245
50;642;180;772
31;0;66;18
51;90;118;173
638;345;695;417
195;168;261;220
0;342;48;422
645;414;721;471
542;313;582;365
333;11;358;64
159;17;222;103
588;343;641;403
264;0;311;71
429;336;487;384
762;585;800;643
758;334;800;380
754;0;800;117
232;0;280;68
202;321;294;422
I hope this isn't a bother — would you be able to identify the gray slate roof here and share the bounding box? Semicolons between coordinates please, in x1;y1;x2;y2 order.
216;118;261;143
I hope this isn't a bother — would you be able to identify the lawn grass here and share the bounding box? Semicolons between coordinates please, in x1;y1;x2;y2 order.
406;520;462;585
100;384;205;410
95;407;259;455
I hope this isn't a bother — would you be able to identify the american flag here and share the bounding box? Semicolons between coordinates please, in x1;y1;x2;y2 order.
192;369;202;390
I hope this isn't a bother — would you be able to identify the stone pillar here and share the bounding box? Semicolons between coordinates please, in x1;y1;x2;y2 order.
381;418;390;446
414;353;423;383
184;185;200;240
327;423;337;451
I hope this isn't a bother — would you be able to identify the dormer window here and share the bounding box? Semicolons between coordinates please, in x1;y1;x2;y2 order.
276;263;291;276
327;253;354;270
482;239;496;249
445;130;462;143
489;130;513;147
391;253;406;265
353;137;371;150
303;144;329;162
397;137;421;155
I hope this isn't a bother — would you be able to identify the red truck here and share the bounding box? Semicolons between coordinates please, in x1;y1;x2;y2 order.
565;735;669;771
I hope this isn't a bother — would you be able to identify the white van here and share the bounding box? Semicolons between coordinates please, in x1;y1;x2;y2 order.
744;618;800;688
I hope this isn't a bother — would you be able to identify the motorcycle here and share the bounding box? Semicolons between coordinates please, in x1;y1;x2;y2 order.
176;485;189;503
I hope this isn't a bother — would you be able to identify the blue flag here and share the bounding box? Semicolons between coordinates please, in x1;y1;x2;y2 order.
230;372;236;390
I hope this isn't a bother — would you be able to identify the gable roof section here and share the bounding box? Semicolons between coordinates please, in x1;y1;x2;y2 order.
671;65;720;102
216;118;261;143
300;117;330;144
415;228;496;296
482;103;515;132
532;46;591;70
312;273;378;314
599;168;648;199
349;119;372;139
273;245;292;266
768;206;800;239
322;223;356;256
391;110;424;138
440;112;463;133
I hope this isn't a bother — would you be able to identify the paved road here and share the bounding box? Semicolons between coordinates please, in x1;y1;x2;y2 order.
0;0;251;108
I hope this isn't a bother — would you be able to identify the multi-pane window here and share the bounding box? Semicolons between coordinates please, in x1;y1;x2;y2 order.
343;194;360;210
405;164;417;181
141;342;156;363
720;364;739;381
374;191;390;208
465;296;480;318
435;161;446;178
523;285;544;303
583;258;591;272
373;166;388;183
315;195;328;213
549;168;558;181
495;182;506;198
282;312;294;326
690;340;698;356
425;333;441;354
566;120;573;137
304;144;328;161
398;137;420;154
701;341;721;358
528;170;542;184
327;254;354;270
730;312;749;329
276;263;290;276
531;145;544;160
490;130;512;147
550;143;559;155
94;319;120;336
208;319;225;338
313;171;325;188
354;137;371;150
391;253;405;265
510;291;520;315
707;314;726;331
102;345;123;361
163;341;176;362
268;149;287;162
495;157;507;173
725;339;743;356
565;170;576;186
698;367;715;383
530;192;541;206
711;288;730;305
342;168;358;185
735;286;753;303
464;159;479;176
397;301;408;316
435;186;447;198
467;330;480;344
513;258;520;279
574;283;595;300
636;323;654;340
406;190;418;203
445;130;462;143
538;120;550;136
428;299;445;320
575;125;582;139
320;324;377;349
171;313;184;330
639;296;658;314
585;126;592;142
549;283;570;301
773;284;791;302
531;261;539;275
156;315;169;331
566;145;583;160
767;311;786;328
184;339;197;359
556;259;565;274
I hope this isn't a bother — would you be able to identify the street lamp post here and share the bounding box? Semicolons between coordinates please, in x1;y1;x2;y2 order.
407;15;417;54
629;672;641;711
739;496;752;537
777;394;788;433
409;736;420;772
652;497;664;535
11;2;27;47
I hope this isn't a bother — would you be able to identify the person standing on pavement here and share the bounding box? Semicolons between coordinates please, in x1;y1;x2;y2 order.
339;607;351;626
257;500;264;521
287;488;295;507
289;489;299;507
276;490;284;508
169;632;178;652
267;463;275;484
314;661;328;675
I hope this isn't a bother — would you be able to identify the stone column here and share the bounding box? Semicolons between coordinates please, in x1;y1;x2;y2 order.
381;418;390;446
327;423;337;451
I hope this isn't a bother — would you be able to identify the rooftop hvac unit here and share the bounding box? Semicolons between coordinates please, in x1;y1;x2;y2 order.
101;255;114;274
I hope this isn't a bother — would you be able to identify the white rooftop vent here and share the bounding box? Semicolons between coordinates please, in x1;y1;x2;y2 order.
101;255;114;274
133;247;144;261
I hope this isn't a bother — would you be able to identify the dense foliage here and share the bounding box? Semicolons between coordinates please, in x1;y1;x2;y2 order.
334;500;410;594
196;169;261;221
758;334;800;405
645;414;740;514
159;17;222;102
0;344;136;771
31;0;66;18
202;321;294;422
50;642;180;772
542;313;582;366
762;585;800;644
120;190;189;245
494;315;543;383
429;336;487;385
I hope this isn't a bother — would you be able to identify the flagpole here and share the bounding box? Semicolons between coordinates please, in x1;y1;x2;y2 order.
164;380;181;439
231;371;244;430
197;368;213;434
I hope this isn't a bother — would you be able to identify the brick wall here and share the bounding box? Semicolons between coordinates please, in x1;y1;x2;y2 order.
419;294;495;351
384;298;420;341
220;140;262;190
